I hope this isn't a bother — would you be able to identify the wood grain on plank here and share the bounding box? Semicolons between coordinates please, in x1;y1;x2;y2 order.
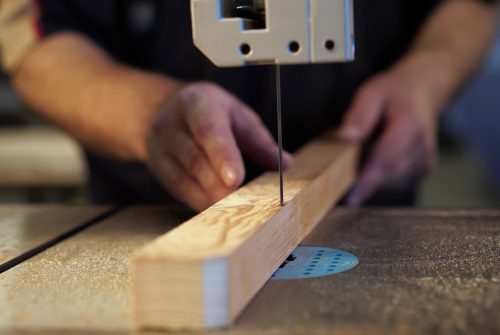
132;133;359;331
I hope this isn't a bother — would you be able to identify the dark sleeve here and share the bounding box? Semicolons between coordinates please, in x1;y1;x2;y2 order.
37;0;124;56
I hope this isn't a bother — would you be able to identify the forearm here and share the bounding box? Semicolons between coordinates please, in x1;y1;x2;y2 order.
12;32;181;161
394;0;497;111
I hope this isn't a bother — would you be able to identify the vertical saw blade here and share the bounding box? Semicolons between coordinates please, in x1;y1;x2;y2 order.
276;64;284;206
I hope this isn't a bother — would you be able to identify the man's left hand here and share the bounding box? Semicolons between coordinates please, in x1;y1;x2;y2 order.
338;55;440;205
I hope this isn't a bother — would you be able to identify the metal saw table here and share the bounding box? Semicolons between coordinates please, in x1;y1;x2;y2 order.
0;205;499;335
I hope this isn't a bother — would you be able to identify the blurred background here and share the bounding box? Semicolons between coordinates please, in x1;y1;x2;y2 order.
0;71;86;203
1;28;499;207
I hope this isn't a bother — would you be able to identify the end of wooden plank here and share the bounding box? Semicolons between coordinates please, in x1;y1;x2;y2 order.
131;256;229;331
131;137;359;331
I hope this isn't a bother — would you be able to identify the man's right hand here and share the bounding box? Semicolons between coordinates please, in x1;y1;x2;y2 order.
147;82;292;212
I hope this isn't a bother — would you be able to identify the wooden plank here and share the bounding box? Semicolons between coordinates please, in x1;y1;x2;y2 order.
0;206;192;333
132;133;359;331
0;205;108;266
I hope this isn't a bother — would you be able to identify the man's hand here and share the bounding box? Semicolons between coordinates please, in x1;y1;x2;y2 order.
338;56;439;206
147;82;292;212
337;0;496;206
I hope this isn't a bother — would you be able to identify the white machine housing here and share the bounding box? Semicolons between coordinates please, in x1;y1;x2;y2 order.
191;0;355;67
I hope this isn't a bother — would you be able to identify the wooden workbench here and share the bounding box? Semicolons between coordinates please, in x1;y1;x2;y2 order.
0;205;499;334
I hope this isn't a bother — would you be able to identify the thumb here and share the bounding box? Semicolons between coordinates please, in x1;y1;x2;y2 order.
231;104;293;170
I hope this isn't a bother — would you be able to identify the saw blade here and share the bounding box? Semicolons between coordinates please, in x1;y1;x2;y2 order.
276;64;284;206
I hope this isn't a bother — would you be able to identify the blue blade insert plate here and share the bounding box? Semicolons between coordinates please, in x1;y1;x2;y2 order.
272;246;359;280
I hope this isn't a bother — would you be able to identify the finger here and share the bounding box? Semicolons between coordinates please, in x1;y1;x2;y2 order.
346;160;384;206
184;100;245;189
156;156;213;212
389;145;431;190
168;131;234;202
338;79;389;142
231;104;293;170
148;138;212;211
347;110;418;205
349;143;425;206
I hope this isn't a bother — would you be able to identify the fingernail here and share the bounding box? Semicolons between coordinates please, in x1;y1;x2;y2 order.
221;165;238;187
